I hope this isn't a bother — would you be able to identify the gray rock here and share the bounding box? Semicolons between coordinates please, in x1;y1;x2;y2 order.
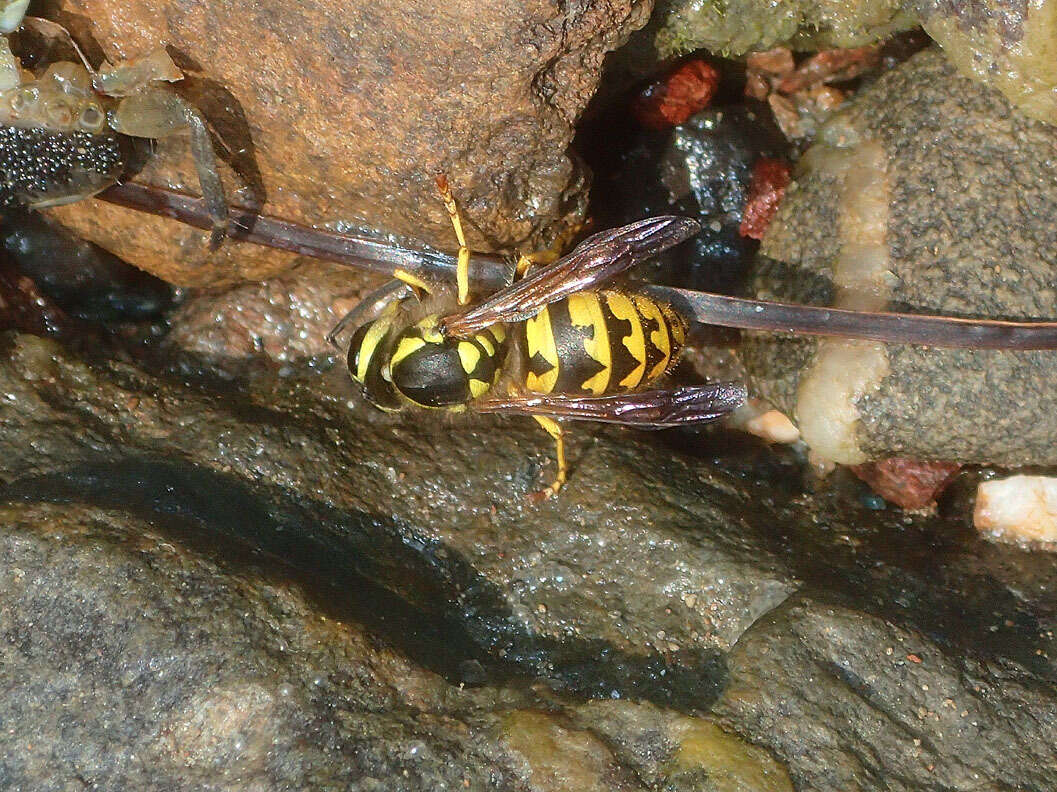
742;48;1057;465
0;332;795;697
0;502;522;791
1;326;1056;788
714;596;1057;791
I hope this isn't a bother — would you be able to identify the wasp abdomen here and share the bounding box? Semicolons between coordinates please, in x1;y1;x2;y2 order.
522;290;686;396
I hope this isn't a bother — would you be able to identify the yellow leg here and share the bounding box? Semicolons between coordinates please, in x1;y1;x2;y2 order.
532;415;567;497
435;174;472;305
393;268;433;300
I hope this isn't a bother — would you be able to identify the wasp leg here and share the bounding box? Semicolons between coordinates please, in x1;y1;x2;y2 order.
392;267;434;301
327;278;410;350
514;252;534;280
435;175;472;305
531;415;568;498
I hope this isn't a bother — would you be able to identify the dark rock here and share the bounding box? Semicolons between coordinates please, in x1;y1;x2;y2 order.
0;333;797;699
1;273;1056;786
2;210;173;322
588;103;789;294
714;596;1057;791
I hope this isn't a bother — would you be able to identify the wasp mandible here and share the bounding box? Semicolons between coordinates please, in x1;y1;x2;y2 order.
328;178;745;497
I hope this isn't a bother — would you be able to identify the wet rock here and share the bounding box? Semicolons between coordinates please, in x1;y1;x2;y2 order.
575;701;794;792
44;0;652;286
911;0;1057;125
0;493;802;789
2;210;173;322
0;501;504;790
0;332;797;694
653;0;917;58
713;596;1057;791
850;458;961;510
2;326;1057;787
0;254;79;339
742;48;1057;465
164;260;366;366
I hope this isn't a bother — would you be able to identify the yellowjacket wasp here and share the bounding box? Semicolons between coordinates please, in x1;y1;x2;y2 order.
327;178;746;497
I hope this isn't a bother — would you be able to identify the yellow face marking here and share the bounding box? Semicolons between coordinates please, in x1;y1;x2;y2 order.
525;307;559;393
476;333;495;356
390;335;427;369
355;317;393;383
567;294;611;395
468;378;490;398
634;296;672;381
605;292;647;389
414;315;444;343
458;340;481;374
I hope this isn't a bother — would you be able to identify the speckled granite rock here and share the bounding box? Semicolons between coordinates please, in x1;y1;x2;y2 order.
742;47;1057;465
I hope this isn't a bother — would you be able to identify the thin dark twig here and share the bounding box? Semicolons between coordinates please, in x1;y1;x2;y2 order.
97;181;511;286
647;287;1057;350
97;182;1057;350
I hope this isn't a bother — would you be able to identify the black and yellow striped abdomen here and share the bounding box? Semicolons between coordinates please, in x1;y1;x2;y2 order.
521;290;687;396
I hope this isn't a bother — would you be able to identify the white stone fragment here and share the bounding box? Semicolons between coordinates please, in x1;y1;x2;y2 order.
746;409;800;444
974;475;1057;547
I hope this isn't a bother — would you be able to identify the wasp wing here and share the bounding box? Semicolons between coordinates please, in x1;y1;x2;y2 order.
440;216;700;337
476;384;746;428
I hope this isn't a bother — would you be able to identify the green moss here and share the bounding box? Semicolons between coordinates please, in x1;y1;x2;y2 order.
655;0;915;57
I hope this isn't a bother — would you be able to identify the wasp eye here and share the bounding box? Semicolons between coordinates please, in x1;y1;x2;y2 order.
347;323;370;382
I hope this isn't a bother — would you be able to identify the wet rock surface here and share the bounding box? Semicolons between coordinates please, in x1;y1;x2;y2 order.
743;48;1057;465
44;0;651;286
586;103;789;295
1;325;1056;789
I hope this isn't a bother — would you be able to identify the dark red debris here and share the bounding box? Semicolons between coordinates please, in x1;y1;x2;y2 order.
633;59;720;130
851;458;962;510
739;157;791;240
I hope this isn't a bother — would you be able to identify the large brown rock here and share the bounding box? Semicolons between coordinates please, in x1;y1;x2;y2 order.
44;0;651;286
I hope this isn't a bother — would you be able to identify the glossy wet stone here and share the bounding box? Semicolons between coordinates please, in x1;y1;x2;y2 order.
1;330;1055;788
